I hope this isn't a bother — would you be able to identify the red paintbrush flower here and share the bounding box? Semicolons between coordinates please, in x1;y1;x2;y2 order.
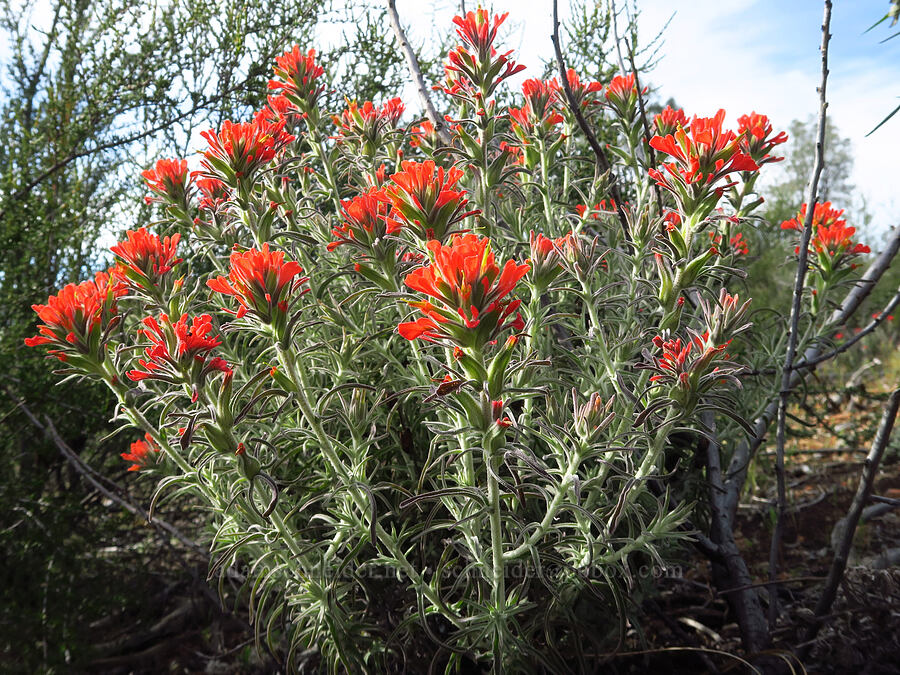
509;78;564;139
409;120;438;152
649;109;759;219
127;313;232;389
605;73;646;123
383;160;479;241
110;228;182;290
328;188;399;256
528;230;570;290
398;233;529;349
207;244;308;327
737;112;788;166
25;270;125;364
267;46;326;115
563;68;603;112
442;9;524;100
654;106;689;137
141;158;191;211
333;98;405;157
640;331;738;413
121;433;160;472
197;112;295;189
196;177;228;212
781;202;870;258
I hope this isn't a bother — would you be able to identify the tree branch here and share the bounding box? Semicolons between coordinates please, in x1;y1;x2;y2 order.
769;0;832;629
701;411;771;654
792;280;900;371
4;384;207;558
798;387;900;656
551;0;630;241
723;222;900;522
625;38;663;214
385;0;452;145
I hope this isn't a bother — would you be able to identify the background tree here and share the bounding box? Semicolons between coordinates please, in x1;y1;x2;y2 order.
762;116;859;226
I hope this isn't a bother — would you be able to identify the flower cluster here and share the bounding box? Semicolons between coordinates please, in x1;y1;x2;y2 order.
781;202;869;308
333;98;405;158
127;313;232;393
121;434;160;472
198;113;296;190
649;109;760;220
268;46;326;116
528;230;571;291
383;160;478;241
142;158;191;212
409;120;438;152
562;69;603;114
24;271;125;365
737;112;788;166
398;234;529;350
442;9;524;101
329;189;398;256
509;78;563;138
605;73;643;123
653;106;689;137
572;391;616;445
708;230;749;256
196;177;229;212
642;331;738;413
111;228;182;293
780;202;870;258
208;244;307;334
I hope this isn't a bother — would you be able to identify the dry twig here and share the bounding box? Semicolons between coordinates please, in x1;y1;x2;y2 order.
550;0;630;240
385;0;452;145
799;387;900;656
770;0;833;629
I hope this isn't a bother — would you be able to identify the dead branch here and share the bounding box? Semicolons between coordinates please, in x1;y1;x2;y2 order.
550;0;630;241
385;0;452;145
793;281;900;371
4;384;207;558
701;411;771;654
770;0;832;628
722;222;900;522
799;387;900;655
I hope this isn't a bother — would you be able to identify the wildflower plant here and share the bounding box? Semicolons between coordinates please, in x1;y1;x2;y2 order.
24;8;875;673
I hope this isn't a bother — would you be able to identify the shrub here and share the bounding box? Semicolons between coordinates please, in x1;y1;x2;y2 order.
25;8;876;672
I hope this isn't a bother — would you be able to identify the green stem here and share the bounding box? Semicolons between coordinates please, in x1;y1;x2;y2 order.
101;366;195;477
503;447;582;561
276;343;462;627
308;129;343;216
484;442;507;674
538;139;554;229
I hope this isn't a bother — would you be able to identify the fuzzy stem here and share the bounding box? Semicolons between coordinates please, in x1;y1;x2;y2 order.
276;342;462;627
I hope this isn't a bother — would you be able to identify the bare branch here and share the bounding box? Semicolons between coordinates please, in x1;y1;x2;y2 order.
701;411;771;653
723;223;900;521
625;38;663;214
769;0;832;628
551;0;630;241
792;281;900;371
385;0;452;145
4;384;207;558
799;387;900;654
